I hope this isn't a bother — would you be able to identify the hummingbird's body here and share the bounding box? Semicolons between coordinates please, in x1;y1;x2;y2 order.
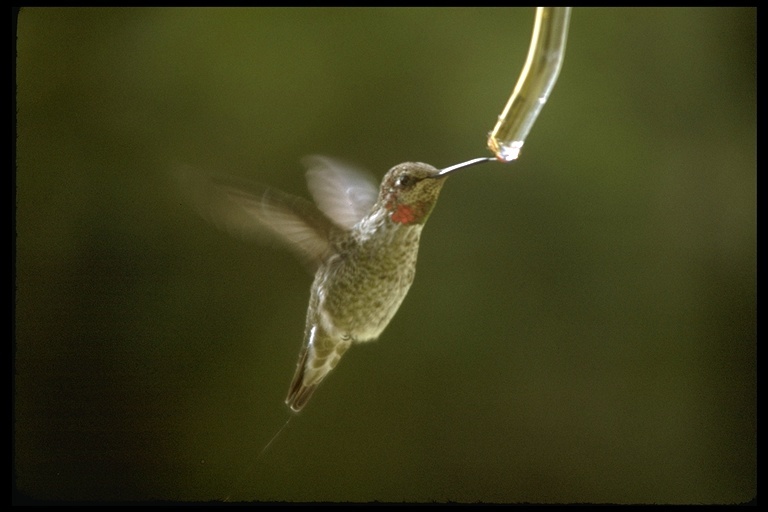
288;184;427;410
187;157;463;411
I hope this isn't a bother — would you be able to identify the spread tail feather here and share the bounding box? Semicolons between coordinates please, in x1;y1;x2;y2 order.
285;333;351;412
285;347;317;412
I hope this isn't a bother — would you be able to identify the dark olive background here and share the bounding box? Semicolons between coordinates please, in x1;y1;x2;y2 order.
15;7;755;503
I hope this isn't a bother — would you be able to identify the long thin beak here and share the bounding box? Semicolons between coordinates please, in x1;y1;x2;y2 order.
434;157;496;177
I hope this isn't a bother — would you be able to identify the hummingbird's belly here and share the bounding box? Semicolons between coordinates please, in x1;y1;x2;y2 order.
315;247;418;342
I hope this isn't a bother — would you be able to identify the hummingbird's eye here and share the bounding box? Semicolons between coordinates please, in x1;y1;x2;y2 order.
395;175;414;189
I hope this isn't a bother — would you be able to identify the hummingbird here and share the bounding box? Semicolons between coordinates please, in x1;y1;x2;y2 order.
183;156;493;412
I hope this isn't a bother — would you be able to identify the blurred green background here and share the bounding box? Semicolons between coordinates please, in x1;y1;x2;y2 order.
15;7;755;503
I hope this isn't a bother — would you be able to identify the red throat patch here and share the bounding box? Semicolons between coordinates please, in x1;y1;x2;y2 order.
391;203;416;224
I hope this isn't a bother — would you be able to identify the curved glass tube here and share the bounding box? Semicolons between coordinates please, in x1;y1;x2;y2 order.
487;7;572;162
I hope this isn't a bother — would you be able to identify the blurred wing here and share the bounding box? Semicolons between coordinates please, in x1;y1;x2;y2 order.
178;166;335;271
303;155;379;231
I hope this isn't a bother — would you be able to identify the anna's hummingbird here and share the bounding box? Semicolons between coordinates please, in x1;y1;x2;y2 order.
184;156;492;412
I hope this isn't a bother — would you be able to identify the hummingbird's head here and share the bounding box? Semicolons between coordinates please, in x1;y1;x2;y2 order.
377;157;495;226
379;162;446;226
